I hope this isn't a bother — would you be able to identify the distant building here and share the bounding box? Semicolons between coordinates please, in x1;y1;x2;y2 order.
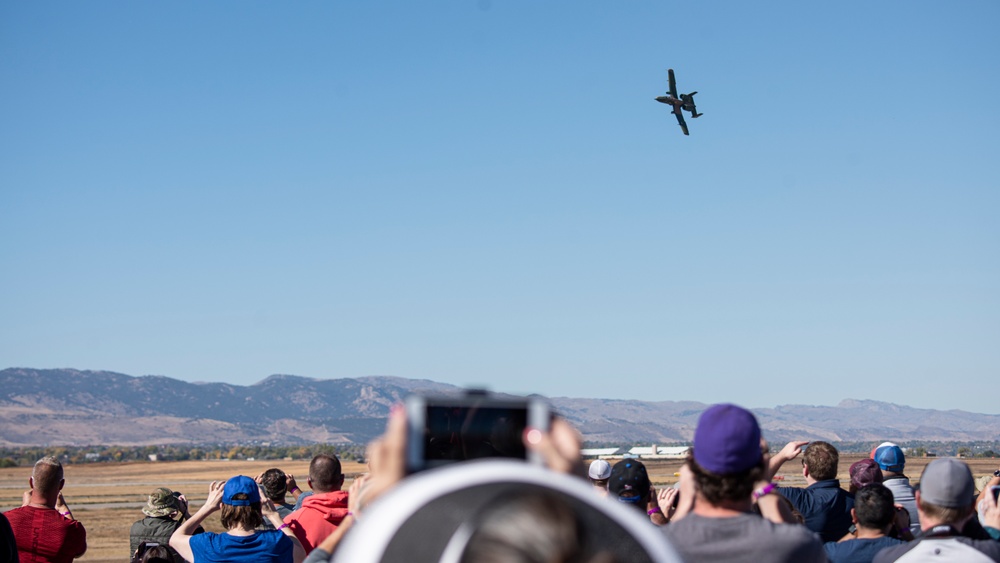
628;445;690;459
581;447;624;458
581;445;690;460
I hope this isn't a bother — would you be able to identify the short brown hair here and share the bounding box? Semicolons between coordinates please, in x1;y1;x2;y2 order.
220;494;262;531
260;468;287;502
804;442;839;481
688;454;765;505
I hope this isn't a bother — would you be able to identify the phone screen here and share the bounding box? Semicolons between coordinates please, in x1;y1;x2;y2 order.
422;405;528;463
991;485;1000;502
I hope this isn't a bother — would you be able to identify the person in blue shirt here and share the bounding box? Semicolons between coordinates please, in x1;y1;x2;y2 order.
824;484;905;563
169;476;305;563
770;440;855;542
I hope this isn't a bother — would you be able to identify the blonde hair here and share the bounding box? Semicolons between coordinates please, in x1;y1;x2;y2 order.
32;457;64;495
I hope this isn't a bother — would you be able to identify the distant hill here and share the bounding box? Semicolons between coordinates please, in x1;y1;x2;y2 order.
2;367;999;447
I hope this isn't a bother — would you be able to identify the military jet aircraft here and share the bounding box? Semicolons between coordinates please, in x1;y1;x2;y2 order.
655;69;702;135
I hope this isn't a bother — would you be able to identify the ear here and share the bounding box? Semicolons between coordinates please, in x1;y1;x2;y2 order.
851;507;858;524
59;478;65;491
29;476;35;489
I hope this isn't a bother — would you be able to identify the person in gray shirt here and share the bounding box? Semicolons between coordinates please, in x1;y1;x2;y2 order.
872;444;920;534
662;404;826;563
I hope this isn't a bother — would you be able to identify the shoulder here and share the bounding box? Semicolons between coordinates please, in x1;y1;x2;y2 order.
189;531;220;549
666;514;823;559
2;507;24;526
258;530;294;551
68;517;87;534
883;478;915;492
776;486;807;500
2;506;29;522
826;537;905;558
738;516;823;555
874;537;1000;563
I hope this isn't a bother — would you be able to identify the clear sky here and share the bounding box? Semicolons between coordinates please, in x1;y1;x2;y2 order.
2;2;998;413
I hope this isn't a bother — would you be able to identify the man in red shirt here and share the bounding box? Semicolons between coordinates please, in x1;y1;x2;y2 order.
4;457;87;563
283;454;349;553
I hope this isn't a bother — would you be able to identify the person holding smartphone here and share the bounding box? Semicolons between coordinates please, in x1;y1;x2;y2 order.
129;488;201;563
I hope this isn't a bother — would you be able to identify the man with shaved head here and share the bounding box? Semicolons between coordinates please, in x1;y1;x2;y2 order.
4;457;87;563
283;454;350;554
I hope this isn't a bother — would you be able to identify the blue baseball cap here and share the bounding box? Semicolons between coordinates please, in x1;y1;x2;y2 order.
223;476;261;506
693;404;762;474
873;444;905;473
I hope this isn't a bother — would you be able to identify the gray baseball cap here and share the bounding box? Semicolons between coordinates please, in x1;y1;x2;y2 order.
918;458;975;508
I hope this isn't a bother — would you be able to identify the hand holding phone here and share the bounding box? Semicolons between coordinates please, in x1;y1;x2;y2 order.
404;391;550;473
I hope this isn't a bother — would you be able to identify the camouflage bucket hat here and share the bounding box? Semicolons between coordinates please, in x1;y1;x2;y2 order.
143;487;178;517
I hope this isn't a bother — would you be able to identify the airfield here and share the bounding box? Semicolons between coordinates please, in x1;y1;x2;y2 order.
3;456;1000;562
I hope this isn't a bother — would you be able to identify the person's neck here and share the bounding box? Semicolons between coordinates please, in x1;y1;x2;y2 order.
227;526;257;537
692;494;751;518
855;526;888;540
28;492;56;509
919;513;965;533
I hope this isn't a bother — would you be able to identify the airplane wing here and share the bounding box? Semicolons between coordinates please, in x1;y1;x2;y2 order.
668;69;679;98
674;110;689;135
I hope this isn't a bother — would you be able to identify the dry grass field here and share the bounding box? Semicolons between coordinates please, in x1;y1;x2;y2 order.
2;455;998;562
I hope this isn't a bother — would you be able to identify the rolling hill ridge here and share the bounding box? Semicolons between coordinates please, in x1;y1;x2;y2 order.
2;368;998;447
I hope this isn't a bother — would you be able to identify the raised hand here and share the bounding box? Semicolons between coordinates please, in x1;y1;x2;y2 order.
199;480;225;514
523;417;583;476
657;487;679;517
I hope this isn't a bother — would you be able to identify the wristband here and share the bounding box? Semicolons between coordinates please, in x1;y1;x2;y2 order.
276;523;288;531
60;511;71;518
647;507;662;515
289;487;301;494
752;483;777;500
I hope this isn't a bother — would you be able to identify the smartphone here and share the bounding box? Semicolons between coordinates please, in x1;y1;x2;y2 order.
404;391;550;473
991;485;1000;503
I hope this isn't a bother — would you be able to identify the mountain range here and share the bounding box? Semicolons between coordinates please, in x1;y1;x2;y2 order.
2;368;998;447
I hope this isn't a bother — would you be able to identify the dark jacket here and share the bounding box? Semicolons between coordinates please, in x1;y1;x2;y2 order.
778;479;855;543
129;516;202;563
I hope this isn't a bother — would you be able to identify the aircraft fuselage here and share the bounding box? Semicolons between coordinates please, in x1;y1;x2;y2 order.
655;95;682;106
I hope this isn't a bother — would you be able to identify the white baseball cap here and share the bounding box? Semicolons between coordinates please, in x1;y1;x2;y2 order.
589;459;612;480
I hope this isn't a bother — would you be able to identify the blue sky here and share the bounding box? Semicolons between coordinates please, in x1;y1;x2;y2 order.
2;2;998;413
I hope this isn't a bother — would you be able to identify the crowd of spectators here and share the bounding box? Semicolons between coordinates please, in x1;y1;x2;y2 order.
4;403;1000;563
